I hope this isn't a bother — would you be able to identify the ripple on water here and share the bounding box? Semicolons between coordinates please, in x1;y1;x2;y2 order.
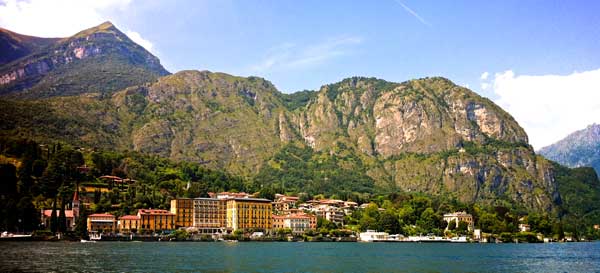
1;241;599;273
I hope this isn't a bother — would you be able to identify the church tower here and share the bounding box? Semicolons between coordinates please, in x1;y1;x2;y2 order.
72;188;80;227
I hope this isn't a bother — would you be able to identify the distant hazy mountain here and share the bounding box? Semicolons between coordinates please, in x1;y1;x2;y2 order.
539;124;600;175
0;22;169;98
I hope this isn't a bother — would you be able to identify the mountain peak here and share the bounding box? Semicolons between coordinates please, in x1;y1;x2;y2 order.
0;21;169;98
98;21;115;29
70;21;122;39
539;123;600;174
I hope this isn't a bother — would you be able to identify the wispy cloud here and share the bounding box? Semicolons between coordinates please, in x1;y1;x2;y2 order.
392;0;432;27
249;36;363;73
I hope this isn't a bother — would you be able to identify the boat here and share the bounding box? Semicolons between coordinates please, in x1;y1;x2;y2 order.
80;239;97;243
449;236;469;243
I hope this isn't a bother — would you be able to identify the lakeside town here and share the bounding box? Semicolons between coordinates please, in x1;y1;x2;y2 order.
1;141;598;244
3;183;595;243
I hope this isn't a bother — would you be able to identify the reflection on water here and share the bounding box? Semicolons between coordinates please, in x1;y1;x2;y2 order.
1;241;599;272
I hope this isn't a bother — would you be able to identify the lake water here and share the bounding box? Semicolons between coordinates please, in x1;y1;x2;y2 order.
1;241;599;272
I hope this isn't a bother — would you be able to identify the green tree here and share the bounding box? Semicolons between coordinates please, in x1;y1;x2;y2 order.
378;211;401;234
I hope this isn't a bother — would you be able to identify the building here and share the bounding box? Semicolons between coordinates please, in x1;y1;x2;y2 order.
193;198;226;234
226;198;272;231
359;230;389;242
272;215;285;230
138;209;176;232
118;215;140;233
170;198;194;228
40;190;81;231
300;212;317;230
40;209;74;230
312;205;345;225
473;229;482;240
273;194;299;213
519;223;531;232
272;213;312;235
72;190;80;225
209;192;253;199
342;201;358;215
443;212;474;231
87;213;116;233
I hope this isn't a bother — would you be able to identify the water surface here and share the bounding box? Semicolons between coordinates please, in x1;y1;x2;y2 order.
1;241;599;272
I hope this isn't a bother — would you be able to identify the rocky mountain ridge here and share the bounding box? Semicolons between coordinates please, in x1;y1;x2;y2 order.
0;27;60;66
0;22;169;98
540;124;600;175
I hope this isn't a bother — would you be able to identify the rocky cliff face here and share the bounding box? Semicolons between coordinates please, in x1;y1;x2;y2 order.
539;124;600;175
0;71;564;212
0;22;169;98
301;77;527;156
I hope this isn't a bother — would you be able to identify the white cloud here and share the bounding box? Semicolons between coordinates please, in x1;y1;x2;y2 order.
392;0;431;27
250;36;362;73
480;82;490;90
125;30;153;52
480;71;489;80
0;0;130;37
0;0;157;54
487;69;600;149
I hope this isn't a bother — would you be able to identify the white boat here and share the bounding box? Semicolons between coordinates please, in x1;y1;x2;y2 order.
449;236;469;243
80;239;97;243
359;230;389;242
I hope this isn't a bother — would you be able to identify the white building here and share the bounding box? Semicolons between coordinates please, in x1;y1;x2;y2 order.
272;214;313;235
312;204;344;225
518;223;531;232
443;211;474;231
359;230;389;242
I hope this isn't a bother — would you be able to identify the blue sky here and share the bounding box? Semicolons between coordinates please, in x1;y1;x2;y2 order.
114;0;600;95
1;0;600;148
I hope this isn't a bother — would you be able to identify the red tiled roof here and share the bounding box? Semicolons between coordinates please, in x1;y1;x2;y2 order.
42;210;74;218
119;215;140;220
273;213;312;220
137;209;175;216
88;213;115;218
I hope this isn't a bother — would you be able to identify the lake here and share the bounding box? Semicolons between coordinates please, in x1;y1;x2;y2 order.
1;241;599;272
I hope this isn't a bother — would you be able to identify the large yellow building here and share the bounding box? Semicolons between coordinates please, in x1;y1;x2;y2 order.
138;209;176;232
226;198;272;231
193;198;226;233
118;215;140;233
170;198;194;228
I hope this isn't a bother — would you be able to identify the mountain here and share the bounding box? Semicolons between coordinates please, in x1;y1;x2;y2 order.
539;124;600;175
1;23;599;218
0;71;566;213
0;22;169;98
0;27;60;66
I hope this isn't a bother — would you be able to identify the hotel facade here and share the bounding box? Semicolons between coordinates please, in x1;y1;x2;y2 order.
193;198;226;233
226;198;273;231
138;209;176;232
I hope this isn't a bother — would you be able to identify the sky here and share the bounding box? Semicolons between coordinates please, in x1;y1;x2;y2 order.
1;0;599;149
